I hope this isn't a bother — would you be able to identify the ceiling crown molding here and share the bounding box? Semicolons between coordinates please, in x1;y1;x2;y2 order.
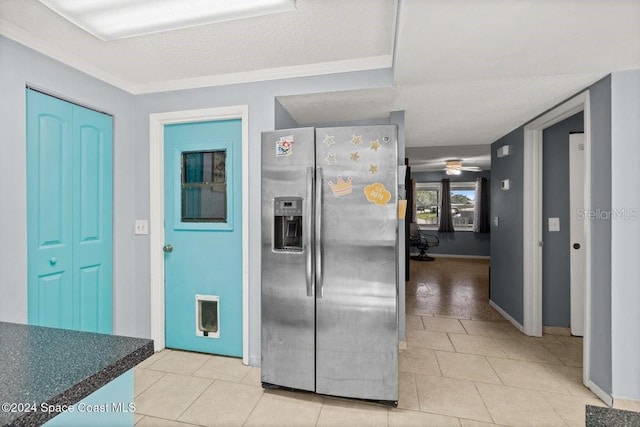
1;18;392;95
134;55;393;94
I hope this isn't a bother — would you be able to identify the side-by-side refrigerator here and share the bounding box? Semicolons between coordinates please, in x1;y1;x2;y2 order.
261;125;398;404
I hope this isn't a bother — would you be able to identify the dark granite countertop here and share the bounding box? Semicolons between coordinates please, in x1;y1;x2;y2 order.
586;405;640;426
0;321;153;427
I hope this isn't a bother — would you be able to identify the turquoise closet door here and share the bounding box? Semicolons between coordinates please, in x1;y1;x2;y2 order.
27;89;113;333
164;119;242;356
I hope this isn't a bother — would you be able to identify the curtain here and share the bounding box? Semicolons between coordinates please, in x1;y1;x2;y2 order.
438;178;455;232
473;177;490;233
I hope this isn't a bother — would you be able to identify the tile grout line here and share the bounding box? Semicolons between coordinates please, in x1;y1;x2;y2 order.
240;387;269;427
484;356;505;387
137;413;205;427
173;377;217;423
445;332;457;354
314;398;329;427
134;368;167;398
471;381;497;424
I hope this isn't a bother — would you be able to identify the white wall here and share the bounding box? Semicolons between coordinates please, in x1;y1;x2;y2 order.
611;69;640;400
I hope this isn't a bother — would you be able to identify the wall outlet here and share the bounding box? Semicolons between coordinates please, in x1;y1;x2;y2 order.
548;217;560;232
135;219;148;235
494;216;499;227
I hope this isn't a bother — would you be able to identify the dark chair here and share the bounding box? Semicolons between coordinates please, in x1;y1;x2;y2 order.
409;223;440;261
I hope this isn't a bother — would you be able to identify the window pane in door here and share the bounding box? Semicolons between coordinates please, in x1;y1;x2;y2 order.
181;150;227;222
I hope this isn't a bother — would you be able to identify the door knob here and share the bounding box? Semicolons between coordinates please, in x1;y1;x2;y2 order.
163;244;173;253
573;243;581;250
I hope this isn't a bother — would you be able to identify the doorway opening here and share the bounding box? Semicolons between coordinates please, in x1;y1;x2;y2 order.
522;91;608;404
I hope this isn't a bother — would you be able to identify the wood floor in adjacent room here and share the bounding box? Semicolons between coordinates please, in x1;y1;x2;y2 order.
406;257;503;321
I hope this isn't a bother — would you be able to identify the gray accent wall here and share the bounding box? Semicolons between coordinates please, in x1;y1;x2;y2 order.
487;75;617;397
490;128;525;325
611;70;640;400
542;112;583;327
411;171;491;257
588;75;613;395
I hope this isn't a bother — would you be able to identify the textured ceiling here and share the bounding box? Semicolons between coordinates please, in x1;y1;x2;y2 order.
0;0;396;91
394;0;640;85
1;0;640;170
279;0;640;168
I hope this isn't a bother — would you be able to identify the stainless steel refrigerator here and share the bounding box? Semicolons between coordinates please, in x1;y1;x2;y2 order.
261;125;398;404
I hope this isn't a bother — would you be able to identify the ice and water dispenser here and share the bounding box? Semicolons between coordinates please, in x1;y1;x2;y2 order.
273;197;303;252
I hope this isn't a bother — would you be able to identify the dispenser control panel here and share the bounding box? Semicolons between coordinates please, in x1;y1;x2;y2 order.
273;197;303;252
274;198;302;216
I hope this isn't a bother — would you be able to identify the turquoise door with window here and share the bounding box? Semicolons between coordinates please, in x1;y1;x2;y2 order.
27;89;113;333
164;119;242;356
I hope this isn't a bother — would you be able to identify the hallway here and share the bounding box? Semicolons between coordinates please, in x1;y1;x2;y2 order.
132;258;602;426
403;258;601;426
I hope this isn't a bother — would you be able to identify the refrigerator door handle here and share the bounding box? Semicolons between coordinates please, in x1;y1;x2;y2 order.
315;166;323;298
305;166;314;297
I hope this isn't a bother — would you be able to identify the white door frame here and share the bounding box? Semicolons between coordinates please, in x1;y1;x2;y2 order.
522;91;592;388
148;106;250;365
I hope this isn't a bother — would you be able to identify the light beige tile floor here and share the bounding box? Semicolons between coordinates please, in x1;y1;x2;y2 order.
134;258;605;426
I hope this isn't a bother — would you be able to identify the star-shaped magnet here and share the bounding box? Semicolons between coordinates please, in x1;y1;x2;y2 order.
370;140;381;151
351;135;363;146
369;164;379;174
350;152;360;162
323;135;336;148
325;153;337;165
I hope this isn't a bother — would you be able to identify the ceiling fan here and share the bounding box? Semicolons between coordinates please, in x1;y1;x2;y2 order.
444;159;482;175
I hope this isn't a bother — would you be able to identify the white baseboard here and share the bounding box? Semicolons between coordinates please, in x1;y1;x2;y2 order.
489;300;524;333
613;397;640;412
543;326;572;336
249;354;261;367
428;253;491;260
589;380;613;406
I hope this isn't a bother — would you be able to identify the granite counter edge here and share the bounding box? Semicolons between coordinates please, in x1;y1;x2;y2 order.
8;341;154;427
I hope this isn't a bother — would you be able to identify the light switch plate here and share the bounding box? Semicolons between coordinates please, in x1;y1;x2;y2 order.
494;216;499;226
135;219;148;235
548;217;560;232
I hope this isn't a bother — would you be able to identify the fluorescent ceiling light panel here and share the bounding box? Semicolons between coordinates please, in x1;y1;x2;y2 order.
38;0;297;41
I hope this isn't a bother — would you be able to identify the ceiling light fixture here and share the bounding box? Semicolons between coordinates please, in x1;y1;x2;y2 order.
445;168;462;176
445;160;463;175
444;159;481;175
38;0;297;41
